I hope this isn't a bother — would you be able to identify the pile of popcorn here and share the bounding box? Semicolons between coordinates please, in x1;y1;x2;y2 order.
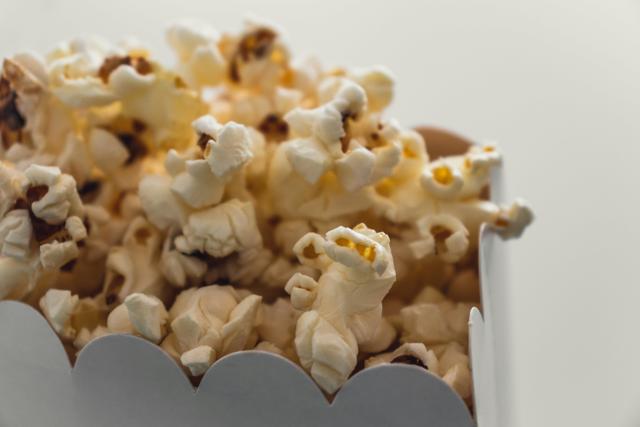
0;18;532;403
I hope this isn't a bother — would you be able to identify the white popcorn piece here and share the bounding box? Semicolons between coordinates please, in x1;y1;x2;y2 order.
106;303;133;334
88;128;130;174
365;342;439;373
65;216;86;241
410;214;470;263
0;257;31;300
40;240;79;269
257;298;299;353
25;164;84;224
167;21;226;87
74;325;111;350
0;209;32;259
192;115;253;178
421;160;464;200
102;216;167;305
178;199;262;258
139;174;191;231
358;317;396;353
349;66;395;112
334;147;376;192
438;342;472;400
39;289;79;337
180;345;216;376
495;198;534;239
163;285;262;373
220;294;262;354
286;224;396;393
400;303;453;346
160;232;206;288
171;158;226;209
123;293;168;343
401;288;476;348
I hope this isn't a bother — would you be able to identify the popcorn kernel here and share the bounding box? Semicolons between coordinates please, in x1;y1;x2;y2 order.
433;165;454;185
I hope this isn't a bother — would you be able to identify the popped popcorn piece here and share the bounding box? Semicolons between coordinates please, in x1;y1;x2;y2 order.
400;287;476;348
177;199;262;258
421;159;464;200
0;162;87;299
25;164;84;224
221;18;290;91
101;216;168;305
447;268;480;302
40;240;79;269
160;232;206;288
166;21;225;89
139;174;191;231
180;345;216;376
0;58;45;151
257;298;299;355
123;293;168;343
254;341;286;358
439;342;472;400
39;289;79;337
494;198;534;239
193;115;253;178
162;285;262;373
0;209;32;259
410;214;470;263
348;66;395;112
365;342;439;373
286;224;395;393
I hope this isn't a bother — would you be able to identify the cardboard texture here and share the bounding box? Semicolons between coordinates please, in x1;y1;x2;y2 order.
0;128;513;427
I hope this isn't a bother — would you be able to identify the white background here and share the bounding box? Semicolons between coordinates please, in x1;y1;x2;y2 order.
1;1;639;426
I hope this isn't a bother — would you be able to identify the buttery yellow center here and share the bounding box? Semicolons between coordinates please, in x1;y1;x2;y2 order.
433;165;454;185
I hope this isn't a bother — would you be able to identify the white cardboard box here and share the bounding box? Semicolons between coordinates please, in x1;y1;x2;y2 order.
0;128;513;427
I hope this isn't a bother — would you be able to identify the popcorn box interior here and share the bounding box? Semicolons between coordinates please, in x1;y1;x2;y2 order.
0;19;532;427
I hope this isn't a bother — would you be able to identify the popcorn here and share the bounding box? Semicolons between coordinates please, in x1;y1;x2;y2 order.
348;66;395;112
160;232;207;288
286;224;396;393
25;164;84;224
220;19;290;91
176;199;262;258
410;214;470;263
161;285;262;374
365;342;439;372
101;216;168;305
181;345;217;376
192;115;253;178
0;19;534;403
400;287;476;347
123;293;168;343
166;21;225;89
421;160;464;200
257;298;299;357
0;162;87;299
39;289;79;337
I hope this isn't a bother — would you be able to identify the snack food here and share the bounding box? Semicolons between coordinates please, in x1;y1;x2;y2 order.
0;18;532;402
